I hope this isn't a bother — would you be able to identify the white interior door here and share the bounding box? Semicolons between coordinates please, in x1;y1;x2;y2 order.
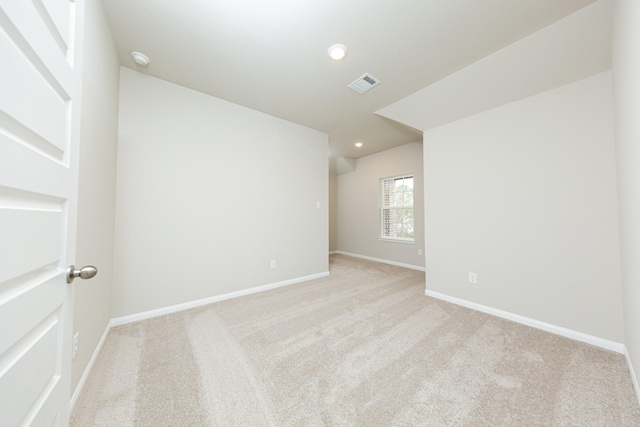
0;0;84;425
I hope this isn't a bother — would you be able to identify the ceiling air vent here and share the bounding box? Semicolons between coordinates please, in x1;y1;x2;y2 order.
348;73;380;94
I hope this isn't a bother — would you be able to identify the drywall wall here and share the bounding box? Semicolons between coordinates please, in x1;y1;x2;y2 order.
612;0;640;397
378;0;611;132
375;0;623;342
337;142;425;269
329;173;338;252
112;68;328;317
422;72;623;342
72;0;120;394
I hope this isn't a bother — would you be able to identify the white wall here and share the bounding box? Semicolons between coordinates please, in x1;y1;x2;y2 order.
375;0;625;343
336;142;425;269
422;72;623;342
329;173;338;252
72;0;120;394
612;0;640;396
112;68;328;317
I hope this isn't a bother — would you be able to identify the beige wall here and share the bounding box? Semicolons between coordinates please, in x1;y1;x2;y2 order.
612;0;640;396
336;142;425;269
72;0;120;394
112;68;329;317
422;72;623;342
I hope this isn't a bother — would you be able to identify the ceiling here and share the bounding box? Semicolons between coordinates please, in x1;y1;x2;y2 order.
102;0;598;165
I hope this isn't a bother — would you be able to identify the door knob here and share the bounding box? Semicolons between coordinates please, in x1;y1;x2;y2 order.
67;265;98;283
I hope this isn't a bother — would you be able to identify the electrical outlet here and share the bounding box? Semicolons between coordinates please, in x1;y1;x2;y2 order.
468;272;477;284
270;260;276;269
73;332;79;360
418;249;423;256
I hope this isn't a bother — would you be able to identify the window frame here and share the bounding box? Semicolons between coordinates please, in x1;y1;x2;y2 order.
379;174;415;243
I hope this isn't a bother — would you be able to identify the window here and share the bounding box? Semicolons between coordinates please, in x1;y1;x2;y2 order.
380;175;414;242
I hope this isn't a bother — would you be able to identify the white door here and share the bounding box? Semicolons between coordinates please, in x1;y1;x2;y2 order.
0;0;84;425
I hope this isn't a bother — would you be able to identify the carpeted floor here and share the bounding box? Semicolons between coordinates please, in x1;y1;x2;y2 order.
71;254;640;426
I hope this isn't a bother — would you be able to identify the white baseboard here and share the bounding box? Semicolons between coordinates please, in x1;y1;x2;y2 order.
111;271;330;327
424;288;624;354
69;322;111;410
624;346;640;408
329;251;339;255
335;251;426;272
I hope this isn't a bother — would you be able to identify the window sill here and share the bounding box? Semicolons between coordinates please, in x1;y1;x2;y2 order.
378;237;415;244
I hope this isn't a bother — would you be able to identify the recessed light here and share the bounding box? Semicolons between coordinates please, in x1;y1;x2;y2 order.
328;44;348;61
355;142;363;148
131;51;150;66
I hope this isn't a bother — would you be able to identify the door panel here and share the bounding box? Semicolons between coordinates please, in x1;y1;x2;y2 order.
0;33;68;152
0;2;72;154
0;209;63;284
0;0;83;424
1;308;62;427
35;0;71;51
1;0;73;67
0;142;68;192
0;272;63;356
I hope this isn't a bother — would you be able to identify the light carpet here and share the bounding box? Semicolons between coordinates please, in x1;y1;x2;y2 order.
71;254;640;426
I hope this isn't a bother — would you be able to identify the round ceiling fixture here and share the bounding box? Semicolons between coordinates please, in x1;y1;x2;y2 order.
328;44;348;61
355;142;363;148
131;51;150;66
